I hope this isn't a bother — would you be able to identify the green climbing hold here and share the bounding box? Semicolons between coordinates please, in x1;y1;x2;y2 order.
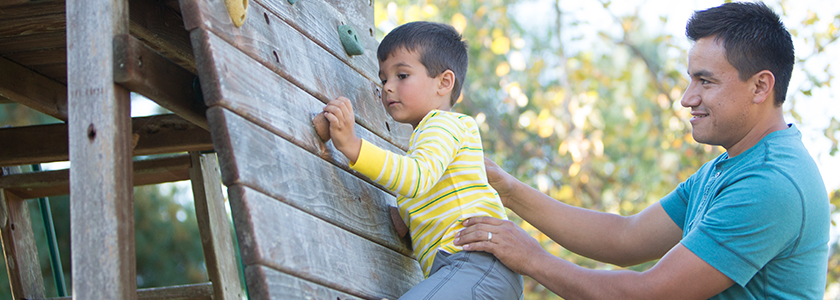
338;24;364;56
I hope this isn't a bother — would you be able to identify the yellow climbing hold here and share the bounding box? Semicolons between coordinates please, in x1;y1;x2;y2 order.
225;0;247;27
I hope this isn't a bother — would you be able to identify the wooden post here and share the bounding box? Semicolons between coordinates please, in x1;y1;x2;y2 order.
0;167;46;299
189;152;243;300
66;0;135;299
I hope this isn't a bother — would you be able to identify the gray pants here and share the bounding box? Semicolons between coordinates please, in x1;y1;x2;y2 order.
398;250;524;300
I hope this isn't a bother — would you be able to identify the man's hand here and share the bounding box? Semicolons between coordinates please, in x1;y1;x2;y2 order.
323;97;362;163
484;157;519;208
454;216;549;275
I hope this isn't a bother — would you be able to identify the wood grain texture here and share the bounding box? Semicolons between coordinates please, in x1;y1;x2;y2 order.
180;0;379;83
0;12;64;38
192;29;406;168
0;154;193;199
66;0;135;298
188;152;242;300
207;107;412;256
182;1;412;149
229;185;422;300
114;34;208;129
0;56;68;121
245;265;363;300
52;282;214;300
0;166;46;299
128;0;196;74
0;114;213;167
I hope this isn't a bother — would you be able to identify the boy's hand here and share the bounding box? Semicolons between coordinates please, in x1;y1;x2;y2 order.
323;97;362;163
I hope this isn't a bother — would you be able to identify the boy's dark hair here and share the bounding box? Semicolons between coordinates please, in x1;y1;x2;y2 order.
686;2;794;106
378;21;468;106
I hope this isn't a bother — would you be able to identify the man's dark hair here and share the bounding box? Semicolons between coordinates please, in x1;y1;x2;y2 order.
378;21;468;106
686;2;794;106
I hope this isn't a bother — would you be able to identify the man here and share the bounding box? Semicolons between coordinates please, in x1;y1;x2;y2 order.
454;2;830;299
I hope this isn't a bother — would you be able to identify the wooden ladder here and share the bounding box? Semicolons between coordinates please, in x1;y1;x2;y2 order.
0;0;242;299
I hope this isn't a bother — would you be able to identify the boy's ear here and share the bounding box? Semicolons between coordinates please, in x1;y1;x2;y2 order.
751;70;775;105
437;70;456;96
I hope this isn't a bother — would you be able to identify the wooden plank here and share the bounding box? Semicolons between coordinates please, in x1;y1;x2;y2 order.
188;152;242;300
253;0;379;83
180;0;379;83
207;106;412;256
183;3;412;149
0;0;63;17
0;166;46;299
0;31;65;54
0;0;33;9
0;56;67;121
66;0;135;299
50;282;214;300
193;28;406;167
28;62;66;83
2;47;66;66
128;0;196;74
114;34;208;129
0;154;193;199
245;265;363;300
0;114;213;167
228;185;422;300
0;12;64;38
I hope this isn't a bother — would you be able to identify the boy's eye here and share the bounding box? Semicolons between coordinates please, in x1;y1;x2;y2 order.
380;79;387;85
398;74;408;79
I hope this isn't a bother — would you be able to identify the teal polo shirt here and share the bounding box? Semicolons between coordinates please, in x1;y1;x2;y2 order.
661;124;829;299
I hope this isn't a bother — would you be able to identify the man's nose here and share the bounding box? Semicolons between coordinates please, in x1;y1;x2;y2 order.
680;85;699;108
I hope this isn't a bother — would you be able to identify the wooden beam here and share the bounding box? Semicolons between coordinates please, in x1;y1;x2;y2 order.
0;56;68;121
67;0;135;299
0;154;193;200
0;0;30;8
0;166;46;299
114;34;208;130
0;114;213;167
189;152;242;300
128;0;196;74
49;282;214;300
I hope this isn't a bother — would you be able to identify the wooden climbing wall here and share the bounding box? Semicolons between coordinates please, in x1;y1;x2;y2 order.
179;0;424;298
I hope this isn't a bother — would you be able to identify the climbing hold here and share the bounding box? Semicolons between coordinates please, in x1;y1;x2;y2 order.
224;0;248;27
288;0;297;4
338;24;364;56
313;112;331;141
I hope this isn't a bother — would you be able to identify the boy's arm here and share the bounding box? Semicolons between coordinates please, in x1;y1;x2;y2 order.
322;97;362;163
353;113;462;199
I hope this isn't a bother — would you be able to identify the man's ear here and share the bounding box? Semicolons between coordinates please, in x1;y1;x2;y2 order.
752;70;775;105
437;70;456;96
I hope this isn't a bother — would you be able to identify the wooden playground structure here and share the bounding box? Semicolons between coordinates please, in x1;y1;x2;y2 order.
0;0;421;298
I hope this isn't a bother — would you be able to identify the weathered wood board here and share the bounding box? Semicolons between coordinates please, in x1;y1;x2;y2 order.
182;0;425;298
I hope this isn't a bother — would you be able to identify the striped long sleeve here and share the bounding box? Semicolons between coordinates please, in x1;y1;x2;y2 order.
350;110;507;276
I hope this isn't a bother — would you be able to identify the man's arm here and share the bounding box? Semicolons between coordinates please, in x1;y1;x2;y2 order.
528;241;734;299
454;214;734;299
484;158;682;266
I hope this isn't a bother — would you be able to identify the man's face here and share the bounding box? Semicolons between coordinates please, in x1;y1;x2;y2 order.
681;37;756;151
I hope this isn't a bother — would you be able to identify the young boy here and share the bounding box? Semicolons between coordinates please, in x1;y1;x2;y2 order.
319;21;523;299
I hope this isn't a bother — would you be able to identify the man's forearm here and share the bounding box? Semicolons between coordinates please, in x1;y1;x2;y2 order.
505;180;668;266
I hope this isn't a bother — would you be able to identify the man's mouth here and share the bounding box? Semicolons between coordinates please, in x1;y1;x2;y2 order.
690;111;709;122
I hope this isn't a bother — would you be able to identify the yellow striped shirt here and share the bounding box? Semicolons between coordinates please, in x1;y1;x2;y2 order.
350;110;508;276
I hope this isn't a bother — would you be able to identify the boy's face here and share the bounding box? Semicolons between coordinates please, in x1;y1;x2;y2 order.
379;48;451;128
